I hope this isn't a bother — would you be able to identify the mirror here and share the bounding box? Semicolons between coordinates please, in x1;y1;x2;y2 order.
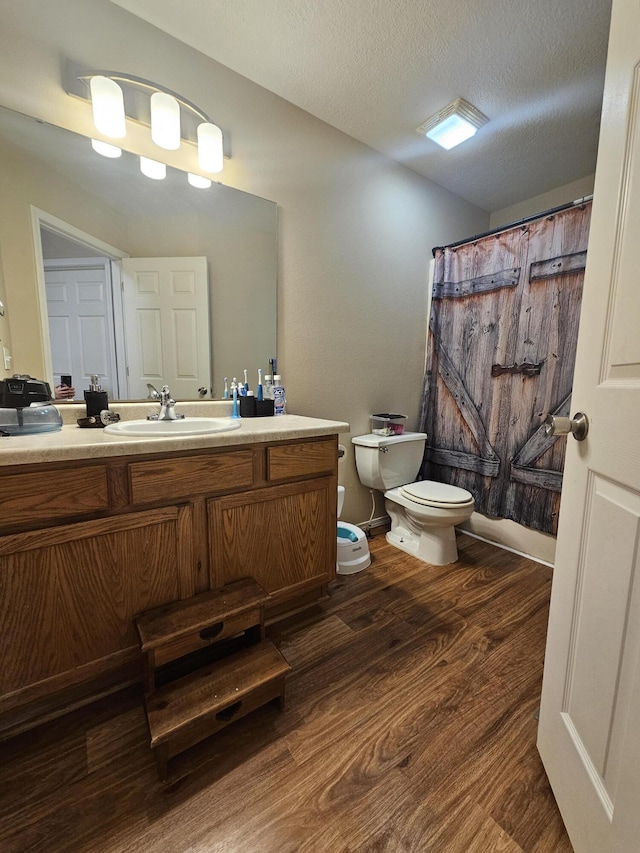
0;104;277;400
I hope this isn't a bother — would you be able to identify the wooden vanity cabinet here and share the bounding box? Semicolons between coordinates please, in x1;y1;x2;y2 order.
209;475;336;603
0;507;190;734
0;434;338;738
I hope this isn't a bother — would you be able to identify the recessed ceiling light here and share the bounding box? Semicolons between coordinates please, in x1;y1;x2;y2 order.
417;98;488;150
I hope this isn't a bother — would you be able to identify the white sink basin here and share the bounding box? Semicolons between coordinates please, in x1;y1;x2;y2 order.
103;417;242;438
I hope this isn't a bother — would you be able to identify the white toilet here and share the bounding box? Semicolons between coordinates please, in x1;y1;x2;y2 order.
336;484;371;574
352;431;474;566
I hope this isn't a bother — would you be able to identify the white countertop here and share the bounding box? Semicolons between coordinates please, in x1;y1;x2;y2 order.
0;402;350;466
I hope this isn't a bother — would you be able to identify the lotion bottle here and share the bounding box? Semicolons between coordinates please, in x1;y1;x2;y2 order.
263;375;274;400
84;375;109;418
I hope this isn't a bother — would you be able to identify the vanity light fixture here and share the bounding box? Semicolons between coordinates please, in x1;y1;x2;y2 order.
197;123;224;174
140;156;166;180
91;139;122;158
416;97;488;150
188;173;212;189
150;91;181;150
76;69;225;181
89;75;126;138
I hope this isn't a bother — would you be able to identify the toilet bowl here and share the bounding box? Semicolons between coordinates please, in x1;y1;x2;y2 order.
384;481;474;565
336;485;371;574
352;431;474;566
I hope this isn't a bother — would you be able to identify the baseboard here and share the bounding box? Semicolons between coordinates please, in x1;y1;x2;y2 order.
354;514;554;568
457;527;555;568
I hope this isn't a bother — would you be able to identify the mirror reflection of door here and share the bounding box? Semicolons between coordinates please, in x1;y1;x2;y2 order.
41;223;211;400
121;257;211;400
44;258;120;399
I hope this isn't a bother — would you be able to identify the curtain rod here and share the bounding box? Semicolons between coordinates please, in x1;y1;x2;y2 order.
432;194;593;257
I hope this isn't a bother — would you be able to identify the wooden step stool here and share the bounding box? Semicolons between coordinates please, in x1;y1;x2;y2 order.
134;577;290;779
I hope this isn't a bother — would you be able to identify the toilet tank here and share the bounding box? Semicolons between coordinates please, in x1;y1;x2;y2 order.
352;432;427;490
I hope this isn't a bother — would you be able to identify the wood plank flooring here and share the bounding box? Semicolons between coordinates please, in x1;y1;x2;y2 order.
0;533;572;853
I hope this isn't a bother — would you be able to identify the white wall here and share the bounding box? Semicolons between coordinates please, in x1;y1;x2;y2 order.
489;175;595;230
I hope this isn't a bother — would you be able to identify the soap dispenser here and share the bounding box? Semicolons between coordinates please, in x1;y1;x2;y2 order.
84;375;109;418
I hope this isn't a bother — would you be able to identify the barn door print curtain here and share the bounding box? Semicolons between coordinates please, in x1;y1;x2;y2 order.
419;202;592;535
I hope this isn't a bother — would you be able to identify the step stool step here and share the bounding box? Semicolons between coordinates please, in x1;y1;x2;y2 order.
145;639;290;756
135;577;270;652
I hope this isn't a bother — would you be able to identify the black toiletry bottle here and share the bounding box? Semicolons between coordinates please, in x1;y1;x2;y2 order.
84;374;109;418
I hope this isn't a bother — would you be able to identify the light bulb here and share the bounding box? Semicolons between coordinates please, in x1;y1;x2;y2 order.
89;76;126;139
91;139;122;158
188;173;212;189
140;156;166;180
197;122;223;173
150;92;181;150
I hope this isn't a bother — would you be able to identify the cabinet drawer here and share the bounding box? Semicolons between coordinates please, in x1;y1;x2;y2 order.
153;608;262;667
267;439;336;482
129;450;254;505
0;465;109;526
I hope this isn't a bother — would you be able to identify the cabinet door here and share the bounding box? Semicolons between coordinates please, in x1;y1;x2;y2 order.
208;477;336;603
0;507;191;703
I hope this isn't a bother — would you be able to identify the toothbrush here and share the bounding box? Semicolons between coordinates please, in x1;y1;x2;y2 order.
222;377;229;399
257;368;263;401
230;380;240;418
269;357;277;378
243;369;249;392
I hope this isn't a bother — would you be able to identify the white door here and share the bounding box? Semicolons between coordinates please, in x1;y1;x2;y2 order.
121;257;210;399
44;259;120;398
537;2;640;851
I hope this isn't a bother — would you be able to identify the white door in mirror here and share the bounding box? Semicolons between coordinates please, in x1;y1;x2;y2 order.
103;418;241;437
121;257;210;400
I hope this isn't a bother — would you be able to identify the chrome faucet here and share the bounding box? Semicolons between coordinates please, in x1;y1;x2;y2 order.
147;384;185;421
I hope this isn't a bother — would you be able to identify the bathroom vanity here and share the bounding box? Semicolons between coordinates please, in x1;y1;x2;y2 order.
0;412;348;737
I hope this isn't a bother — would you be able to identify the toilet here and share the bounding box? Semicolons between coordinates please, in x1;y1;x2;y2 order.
352;431;474;566
336;484;371;574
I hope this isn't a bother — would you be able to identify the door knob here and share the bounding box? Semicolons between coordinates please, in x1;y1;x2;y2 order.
544;412;589;441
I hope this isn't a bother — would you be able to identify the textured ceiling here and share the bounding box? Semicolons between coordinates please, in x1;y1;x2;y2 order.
109;0;612;212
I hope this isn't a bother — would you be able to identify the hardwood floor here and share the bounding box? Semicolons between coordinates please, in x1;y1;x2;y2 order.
0;533;573;853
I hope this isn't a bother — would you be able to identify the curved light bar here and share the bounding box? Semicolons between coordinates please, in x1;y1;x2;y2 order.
91;139;122;158
197;123;224;174
140;156;166;180
80;71;227;173
150;92;181;150
89;75;126;138
188;173;212;189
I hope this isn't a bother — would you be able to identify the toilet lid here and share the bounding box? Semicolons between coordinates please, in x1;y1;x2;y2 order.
400;480;473;508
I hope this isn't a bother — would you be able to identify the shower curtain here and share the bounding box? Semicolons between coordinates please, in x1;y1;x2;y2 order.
419;201;592;535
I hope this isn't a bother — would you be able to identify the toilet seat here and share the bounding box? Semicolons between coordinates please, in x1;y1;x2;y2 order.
400;480;473;509
338;522;360;543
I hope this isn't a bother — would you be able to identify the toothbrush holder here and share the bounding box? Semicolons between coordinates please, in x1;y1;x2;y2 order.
239;396;257;418
255;399;275;417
